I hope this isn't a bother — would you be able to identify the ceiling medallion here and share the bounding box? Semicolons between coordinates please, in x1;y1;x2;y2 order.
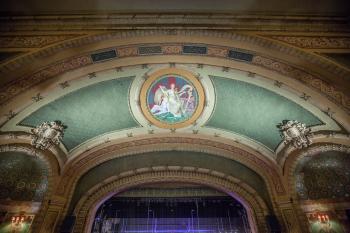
140;68;205;129
278;120;312;149
31;120;66;150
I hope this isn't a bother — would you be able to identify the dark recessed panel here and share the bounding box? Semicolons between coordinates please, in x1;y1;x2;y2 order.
138;46;162;55
228;49;253;62
183;45;207;54
91;50;117;62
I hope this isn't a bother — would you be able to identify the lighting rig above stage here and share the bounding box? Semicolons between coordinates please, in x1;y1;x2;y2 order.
92;196;251;233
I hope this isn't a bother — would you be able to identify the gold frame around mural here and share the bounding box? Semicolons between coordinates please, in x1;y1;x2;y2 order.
140;68;205;129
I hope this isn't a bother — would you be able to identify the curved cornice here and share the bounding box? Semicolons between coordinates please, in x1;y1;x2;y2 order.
1;14;349;33
71;167;270;233
0;30;349;106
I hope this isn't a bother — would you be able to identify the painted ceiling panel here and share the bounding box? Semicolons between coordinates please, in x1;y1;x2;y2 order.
20;77;139;151
0;151;48;202
206;77;322;150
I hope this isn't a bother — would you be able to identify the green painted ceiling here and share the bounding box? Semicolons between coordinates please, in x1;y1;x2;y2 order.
19;74;323;152
69;151;272;214
206;77;322;150
20;77;139;151
0;151;48;202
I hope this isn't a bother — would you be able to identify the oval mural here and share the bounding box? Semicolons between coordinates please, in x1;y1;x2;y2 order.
140;68;205;129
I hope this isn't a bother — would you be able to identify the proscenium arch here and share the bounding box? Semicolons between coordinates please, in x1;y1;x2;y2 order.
55;136;285;216
0;142;61;233
72;168;270;233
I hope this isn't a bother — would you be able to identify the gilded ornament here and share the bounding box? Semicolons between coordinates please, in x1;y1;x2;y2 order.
278;120;312;149
31;121;66;150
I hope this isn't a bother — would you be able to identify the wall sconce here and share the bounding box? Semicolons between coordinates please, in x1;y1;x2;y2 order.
11;215;26;230
317;214;330;224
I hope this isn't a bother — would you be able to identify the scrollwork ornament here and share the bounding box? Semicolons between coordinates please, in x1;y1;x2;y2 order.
31;121;66;150
278;120;312;149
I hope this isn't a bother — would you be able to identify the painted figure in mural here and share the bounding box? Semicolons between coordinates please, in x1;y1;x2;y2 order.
148;76;197;123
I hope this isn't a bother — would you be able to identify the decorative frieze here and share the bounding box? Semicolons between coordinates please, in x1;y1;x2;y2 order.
0;55;92;105
269;36;350;49
0;41;348;116
252;56;350;113
0;35;79;48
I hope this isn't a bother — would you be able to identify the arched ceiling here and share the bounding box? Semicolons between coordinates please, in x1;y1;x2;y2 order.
0;8;349;233
20;77;139;151
1;63;340;157
0;30;349;205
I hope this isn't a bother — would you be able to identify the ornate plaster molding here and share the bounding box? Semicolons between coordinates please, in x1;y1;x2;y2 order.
0;35;81;48
0;39;348;116
251;56;350;113
278;120;312;149
31;120;66;150
0;30;348;101
72;168;270;233
268;36;350;49
1;14;348;33
0;54;92;105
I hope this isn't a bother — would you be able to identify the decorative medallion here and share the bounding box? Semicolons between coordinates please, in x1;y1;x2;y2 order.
277;120;312;149
140;68;205;129
31;120;66;150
